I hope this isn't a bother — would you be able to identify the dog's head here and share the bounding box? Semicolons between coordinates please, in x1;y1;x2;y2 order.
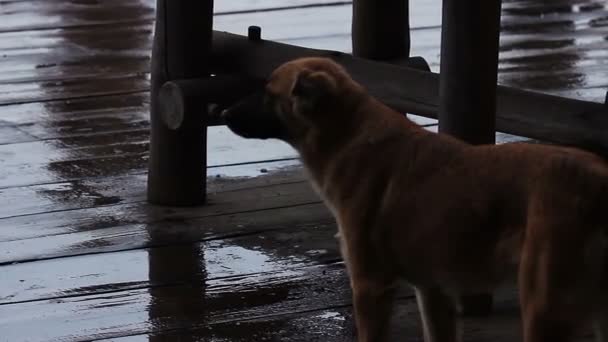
222;58;356;144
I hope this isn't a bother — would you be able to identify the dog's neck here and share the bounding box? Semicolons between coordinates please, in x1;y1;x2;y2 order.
295;96;428;191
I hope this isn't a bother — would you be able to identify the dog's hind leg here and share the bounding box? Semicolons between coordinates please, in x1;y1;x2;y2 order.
351;278;396;342
415;287;460;342
518;231;577;342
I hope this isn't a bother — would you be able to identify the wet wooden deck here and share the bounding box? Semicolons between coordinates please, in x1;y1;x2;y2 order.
0;0;607;341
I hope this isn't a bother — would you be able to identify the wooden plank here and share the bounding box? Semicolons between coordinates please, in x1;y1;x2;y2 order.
213;1;440;43
502;0;607;19
215;0;353;14
98;306;360;342
0;261;353;342
0;93;148;127
0;0;439;33
0;126;297;189
0;200;328;266
0;180;320;263
0;163;306;219
0;126;37;144
0;0;154;33
0;58;150;85
99;290;534;342
0;130;150;158
0;0;356;33
12;115;149;141
0;22;151;66
0;216;425;341
0;216;339;304
0;75;150;106
7;283;592;342
0;164;304;244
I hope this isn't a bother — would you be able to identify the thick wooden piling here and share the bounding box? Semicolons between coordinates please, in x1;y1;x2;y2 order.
438;0;502;144
439;0;503;315
352;0;410;60
147;0;214;206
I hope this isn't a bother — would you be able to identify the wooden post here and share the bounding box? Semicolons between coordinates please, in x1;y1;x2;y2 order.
352;0;410;60
438;0;502;144
148;0;214;206
439;0;502;315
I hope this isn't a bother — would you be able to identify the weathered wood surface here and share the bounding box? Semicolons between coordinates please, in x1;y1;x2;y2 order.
0;0;605;340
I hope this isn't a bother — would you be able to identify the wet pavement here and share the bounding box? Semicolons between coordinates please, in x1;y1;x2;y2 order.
0;0;606;341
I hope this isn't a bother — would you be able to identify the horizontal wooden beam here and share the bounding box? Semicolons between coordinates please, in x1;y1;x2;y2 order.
211;31;608;156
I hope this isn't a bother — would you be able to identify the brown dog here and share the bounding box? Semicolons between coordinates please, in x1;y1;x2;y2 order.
223;57;608;342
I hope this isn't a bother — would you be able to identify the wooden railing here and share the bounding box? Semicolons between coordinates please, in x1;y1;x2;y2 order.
147;0;607;207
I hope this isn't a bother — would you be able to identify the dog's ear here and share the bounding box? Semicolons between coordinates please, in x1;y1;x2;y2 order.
291;69;337;101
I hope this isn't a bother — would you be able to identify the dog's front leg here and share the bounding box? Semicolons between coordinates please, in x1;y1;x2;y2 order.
415;287;461;342
352;279;396;342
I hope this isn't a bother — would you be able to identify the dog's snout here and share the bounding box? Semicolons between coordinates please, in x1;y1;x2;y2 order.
222;91;287;140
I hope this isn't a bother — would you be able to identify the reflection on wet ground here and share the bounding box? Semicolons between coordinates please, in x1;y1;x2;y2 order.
0;0;606;340
499;0;608;100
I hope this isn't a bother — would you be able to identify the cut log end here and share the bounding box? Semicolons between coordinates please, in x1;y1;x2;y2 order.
159;81;185;130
